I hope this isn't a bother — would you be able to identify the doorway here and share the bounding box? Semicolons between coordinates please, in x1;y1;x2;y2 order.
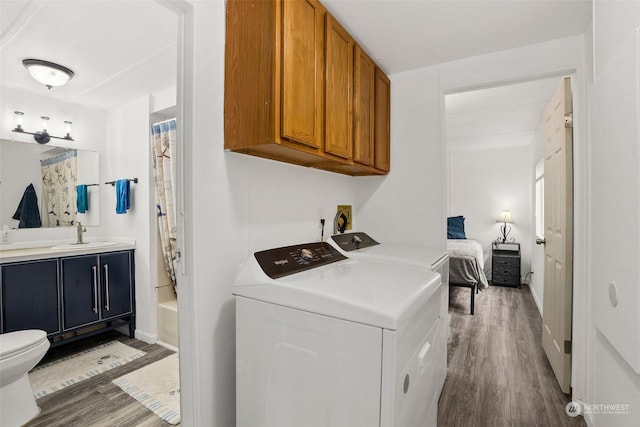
443;75;578;394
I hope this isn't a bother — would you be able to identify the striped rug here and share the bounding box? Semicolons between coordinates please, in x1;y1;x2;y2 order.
29;340;146;399
112;353;180;425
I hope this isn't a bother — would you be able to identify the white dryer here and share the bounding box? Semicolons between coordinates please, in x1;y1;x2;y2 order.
328;232;450;401
233;242;444;427
328;232;448;273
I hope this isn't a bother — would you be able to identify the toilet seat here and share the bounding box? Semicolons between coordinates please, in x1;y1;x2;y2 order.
0;330;48;361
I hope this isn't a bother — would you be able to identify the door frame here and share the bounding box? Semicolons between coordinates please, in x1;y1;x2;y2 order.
441;68;589;403
153;0;196;425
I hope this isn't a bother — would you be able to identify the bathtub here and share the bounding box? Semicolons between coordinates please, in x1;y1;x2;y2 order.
157;298;179;351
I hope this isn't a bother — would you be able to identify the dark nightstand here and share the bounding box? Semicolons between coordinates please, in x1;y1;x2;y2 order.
492;242;521;287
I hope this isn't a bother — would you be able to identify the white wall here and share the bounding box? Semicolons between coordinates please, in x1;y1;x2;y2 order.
354;66;446;247
105;95;157;343
587;1;640;425
449;145;532;275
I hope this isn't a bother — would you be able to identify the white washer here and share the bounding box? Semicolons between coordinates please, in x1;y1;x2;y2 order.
233;242;443;427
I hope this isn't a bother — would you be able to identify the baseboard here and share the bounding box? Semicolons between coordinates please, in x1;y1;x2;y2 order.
157;341;179;352
528;285;543;316
134;329;158;344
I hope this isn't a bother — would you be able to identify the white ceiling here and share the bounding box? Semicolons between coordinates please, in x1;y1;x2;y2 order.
445;77;562;149
0;0;591;143
323;0;592;74
0;0;177;111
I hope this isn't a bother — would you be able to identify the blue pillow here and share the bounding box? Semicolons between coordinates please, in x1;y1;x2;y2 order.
447;216;466;239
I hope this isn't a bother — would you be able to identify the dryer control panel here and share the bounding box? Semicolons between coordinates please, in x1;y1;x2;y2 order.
331;232;379;251
255;242;347;279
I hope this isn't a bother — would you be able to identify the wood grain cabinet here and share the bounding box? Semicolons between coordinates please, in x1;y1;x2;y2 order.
224;0;391;176
324;14;354;160
374;68;391;172
353;45;375;166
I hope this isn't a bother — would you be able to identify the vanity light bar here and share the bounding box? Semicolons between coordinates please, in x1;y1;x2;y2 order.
12;111;74;144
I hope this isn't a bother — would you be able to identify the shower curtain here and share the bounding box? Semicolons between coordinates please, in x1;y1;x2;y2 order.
40;149;78;227
151;119;178;294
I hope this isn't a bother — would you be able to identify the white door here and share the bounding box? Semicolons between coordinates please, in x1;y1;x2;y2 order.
540;77;573;394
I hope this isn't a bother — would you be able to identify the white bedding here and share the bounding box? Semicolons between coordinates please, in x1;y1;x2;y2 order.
446;239;489;289
447;238;485;267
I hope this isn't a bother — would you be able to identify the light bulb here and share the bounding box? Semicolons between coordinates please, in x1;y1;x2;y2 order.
41;116;49;131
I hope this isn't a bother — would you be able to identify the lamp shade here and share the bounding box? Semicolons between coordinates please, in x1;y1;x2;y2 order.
23;59;74;89
497;210;513;223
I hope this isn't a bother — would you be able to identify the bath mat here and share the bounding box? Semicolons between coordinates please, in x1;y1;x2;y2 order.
29;340;146;399
112;353;180;425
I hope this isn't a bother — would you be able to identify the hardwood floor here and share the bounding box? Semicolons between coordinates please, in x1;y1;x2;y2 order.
438;284;586;427
25;331;176;427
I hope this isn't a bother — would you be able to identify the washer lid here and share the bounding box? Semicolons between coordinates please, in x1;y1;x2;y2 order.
330;232;448;270
0;329;47;360
233;243;441;331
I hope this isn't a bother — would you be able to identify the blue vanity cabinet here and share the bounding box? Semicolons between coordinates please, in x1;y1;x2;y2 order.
0;259;61;335
99;252;133;320
61;255;101;329
61;251;135;335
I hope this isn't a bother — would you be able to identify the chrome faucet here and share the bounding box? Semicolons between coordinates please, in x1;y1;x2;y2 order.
333;210;348;235
76;221;87;244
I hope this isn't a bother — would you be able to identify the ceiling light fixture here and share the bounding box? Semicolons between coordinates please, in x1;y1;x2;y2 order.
12;111;74;144
22;59;74;89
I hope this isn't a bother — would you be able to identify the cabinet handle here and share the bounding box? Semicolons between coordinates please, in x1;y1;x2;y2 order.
104;264;110;311
92;266;98;313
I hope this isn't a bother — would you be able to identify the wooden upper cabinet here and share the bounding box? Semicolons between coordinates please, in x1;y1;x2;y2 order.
374;67;391;172
353;45;375;166
324;14;354;159
281;0;325;148
224;0;389;176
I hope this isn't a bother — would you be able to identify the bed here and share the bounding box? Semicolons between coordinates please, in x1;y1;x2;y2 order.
447;238;489;315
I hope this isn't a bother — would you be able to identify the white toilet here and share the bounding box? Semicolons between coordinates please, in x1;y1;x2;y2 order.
0;330;50;427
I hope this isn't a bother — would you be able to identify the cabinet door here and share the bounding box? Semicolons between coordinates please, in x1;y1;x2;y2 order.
1;260;60;335
325;14;354;159
100;252;132;319
374;68;391;171
62;256;100;329
353;45;375;166
281;0;325;148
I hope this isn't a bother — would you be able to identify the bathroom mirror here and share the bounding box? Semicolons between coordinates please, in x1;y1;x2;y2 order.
0;139;100;228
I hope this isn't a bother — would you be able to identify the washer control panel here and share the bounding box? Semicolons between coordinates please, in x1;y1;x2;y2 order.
331;232;379;251
255;242;347;279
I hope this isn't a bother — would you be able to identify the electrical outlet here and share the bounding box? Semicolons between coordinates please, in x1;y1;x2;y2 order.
1;229;10;244
337;205;352;231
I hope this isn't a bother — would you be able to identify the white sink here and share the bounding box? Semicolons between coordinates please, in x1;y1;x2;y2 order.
51;241;119;250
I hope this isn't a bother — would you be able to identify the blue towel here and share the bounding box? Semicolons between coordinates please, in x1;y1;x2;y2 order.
76;185;88;213
12;183;41;228
115;179;130;214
